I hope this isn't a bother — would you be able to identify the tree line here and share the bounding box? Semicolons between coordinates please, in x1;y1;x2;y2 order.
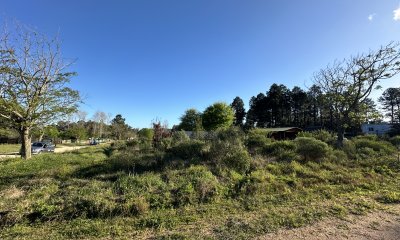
177;42;400;146
1;20;399;159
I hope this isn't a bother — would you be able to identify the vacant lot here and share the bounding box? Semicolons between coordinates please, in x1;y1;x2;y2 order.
0;133;399;240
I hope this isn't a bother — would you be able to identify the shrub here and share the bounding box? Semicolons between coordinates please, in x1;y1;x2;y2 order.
236;169;275;196
245;128;272;153
343;140;356;159
294;137;330;162
104;141;128;157
298;130;336;145
377;192;400;204
216;127;245;143
262;140;298;162
329;149;348;163
221;147;251;174
167;166;221;206
111;141;128;150
171;130;190;146
208;139;251;173
126;139;139;148
168;140;206;159
389;136;400;147
108;152;162;173
114;173;171;209
126;196;150;215
352;137;396;157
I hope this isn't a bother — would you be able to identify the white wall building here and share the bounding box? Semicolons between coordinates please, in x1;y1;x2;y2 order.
361;123;393;136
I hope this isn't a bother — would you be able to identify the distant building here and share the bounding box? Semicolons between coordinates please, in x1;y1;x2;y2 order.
361;123;392;136
264;127;303;140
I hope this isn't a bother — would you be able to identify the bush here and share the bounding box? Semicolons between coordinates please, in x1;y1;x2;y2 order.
377;192;400;204
298;130;336;145
294;137;330;162
329;149;348;163
208;139;251;173
126;196;150;215
171;130;190;146
389;136;400;147
104;141;128;157
262;140;298;162
221;147;252;174
108;152;163;173
216;127;245;143
245;128;272;153
168;140;207;160
111;141;128;150
114;173;171;209
343;140;356;159
236;169;275;196
352;137;396;157
167;166;221;206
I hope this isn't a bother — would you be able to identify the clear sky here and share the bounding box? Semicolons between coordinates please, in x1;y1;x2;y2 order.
1;0;400;128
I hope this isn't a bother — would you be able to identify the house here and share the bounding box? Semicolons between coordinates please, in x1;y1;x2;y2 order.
264;127;303;140
361;123;393;136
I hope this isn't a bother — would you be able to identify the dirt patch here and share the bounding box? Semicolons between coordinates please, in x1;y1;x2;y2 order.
54;145;87;153
0;186;25;200
259;205;400;240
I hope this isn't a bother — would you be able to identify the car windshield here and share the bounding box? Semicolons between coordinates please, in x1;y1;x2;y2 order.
32;143;43;147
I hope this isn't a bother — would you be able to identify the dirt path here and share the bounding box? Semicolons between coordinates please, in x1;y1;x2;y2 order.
54;145;87;153
259;205;400;240
0;145;88;159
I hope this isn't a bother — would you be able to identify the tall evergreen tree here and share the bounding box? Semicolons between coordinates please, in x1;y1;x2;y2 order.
230;97;246;127
379;87;400;123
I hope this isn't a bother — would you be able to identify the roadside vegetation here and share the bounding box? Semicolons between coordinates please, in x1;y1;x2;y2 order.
1;129;399;239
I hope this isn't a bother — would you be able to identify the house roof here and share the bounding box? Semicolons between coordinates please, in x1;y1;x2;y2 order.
263;127;303;133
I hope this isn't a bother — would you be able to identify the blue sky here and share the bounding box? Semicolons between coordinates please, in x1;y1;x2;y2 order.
2;0;400;128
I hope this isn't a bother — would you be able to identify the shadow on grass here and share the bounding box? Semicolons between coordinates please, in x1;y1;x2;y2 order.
0;174;37;191
71;152;171;182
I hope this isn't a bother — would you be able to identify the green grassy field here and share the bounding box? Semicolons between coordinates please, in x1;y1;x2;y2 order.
0;144;20;154
0;132;399;239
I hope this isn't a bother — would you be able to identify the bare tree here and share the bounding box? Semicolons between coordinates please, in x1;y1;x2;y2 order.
314;42;400;145
0;22;80;159
92;111;108;138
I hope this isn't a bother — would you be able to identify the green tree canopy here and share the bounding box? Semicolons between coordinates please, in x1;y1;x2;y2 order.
202;102;234;131
111;114;130;140
178;108;202;131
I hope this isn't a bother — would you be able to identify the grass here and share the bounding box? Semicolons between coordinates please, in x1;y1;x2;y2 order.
0;140;399;239
0;144;20;154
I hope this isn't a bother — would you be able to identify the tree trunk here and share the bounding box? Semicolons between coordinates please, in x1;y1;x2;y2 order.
337;126;344;148
20;127;32;159
39;131;44;142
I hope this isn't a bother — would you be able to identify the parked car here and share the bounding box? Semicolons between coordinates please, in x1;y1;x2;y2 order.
31;142;55;154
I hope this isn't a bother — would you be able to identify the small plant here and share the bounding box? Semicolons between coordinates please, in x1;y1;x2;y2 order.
376;192;400;204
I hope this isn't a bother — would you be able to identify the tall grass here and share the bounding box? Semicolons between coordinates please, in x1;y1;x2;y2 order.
0;129;399;239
